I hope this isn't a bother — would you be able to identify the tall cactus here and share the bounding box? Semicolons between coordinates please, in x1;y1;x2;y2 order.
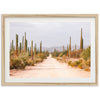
22;36;24;51
82;38;83;49
75;44;76;51
40;41;42;53
29;47;31;56
26;40;27;52
70;36;71;51
69;36;71;58
31;41;33;60
67;44;69;56
19;42;21;53
27;47;29;55
16;34;18;56
24;32;27;52
63;46;64;52
11;40;14;50
34;43;36;63
80;28;83;50
54;48;56;57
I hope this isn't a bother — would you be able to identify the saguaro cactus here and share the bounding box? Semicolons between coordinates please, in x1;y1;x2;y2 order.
82;38;83;49
80;28;83;50
75;44;76;51
54;48;56;57
67;44;69;56
40;41;42;53
34;44;36;63
31;41;33;60
24;32;27;52
29;47;31;56
27;47;29;55
63;46;64;52
22;36;24;51
69;36;71;58
11;40;14;50
16;34;18;56
26;40;27;52
19;42;21;53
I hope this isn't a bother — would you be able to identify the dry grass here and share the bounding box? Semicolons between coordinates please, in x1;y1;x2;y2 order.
68;58;90;71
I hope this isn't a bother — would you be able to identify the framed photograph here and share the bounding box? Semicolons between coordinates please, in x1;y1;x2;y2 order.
1;14;98;86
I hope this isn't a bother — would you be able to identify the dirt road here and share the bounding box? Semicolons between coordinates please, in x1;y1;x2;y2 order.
10;55;90;78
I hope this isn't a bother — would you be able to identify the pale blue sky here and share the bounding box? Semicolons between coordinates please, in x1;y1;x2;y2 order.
10;22;90;49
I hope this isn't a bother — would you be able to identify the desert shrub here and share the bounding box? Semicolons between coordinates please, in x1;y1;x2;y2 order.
84;67;90;71
70;62;74;67
55;52;60;57
62;55;66;59
81;46;90;61
36;50;39;54
79;59;83;63
78;63;83;69
37;53;43;58
78;62;87;69
58;53;63;57
57;51;67;57
62;55;66;62
70;50;83;58
10;58;26;69
75;61;80;66
36;58;43;63
52;49;67;57
10;50;15;56
10;53;29;69
45;51;49;56
27;59;34;66
52;50;60;57
42;53;47;59
56;57;61;61
70;61;80;67
62;50;67;56
68;61;72;65
37;53;47;60
85;58;91;66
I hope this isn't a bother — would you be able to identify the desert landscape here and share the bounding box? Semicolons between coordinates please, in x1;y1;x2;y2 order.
10;22;91;78
10;54;90;78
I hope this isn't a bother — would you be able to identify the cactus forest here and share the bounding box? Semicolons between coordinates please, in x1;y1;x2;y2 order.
52;28;90;71
10;25;91;78
10;32;49;69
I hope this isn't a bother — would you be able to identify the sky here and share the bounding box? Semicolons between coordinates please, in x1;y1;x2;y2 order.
10;22;91;49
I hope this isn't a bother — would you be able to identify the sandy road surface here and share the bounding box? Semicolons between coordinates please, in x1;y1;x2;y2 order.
10;55;90;78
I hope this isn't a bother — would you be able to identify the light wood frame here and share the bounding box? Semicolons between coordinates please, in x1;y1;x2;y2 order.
1;14;98;86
